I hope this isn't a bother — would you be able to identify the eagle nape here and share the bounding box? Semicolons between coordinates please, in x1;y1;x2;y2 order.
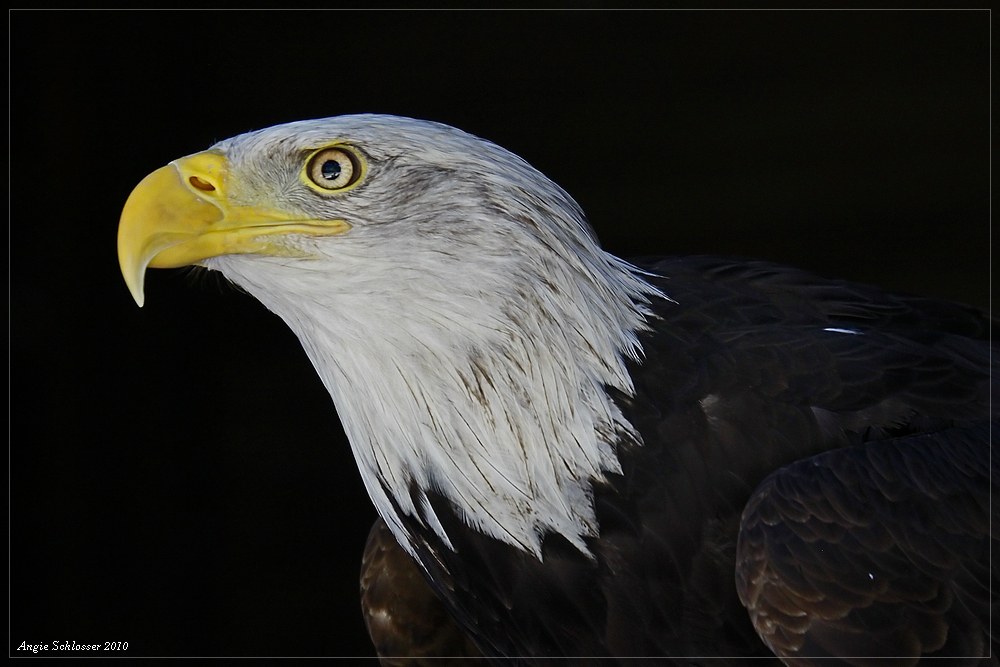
118;115;996;666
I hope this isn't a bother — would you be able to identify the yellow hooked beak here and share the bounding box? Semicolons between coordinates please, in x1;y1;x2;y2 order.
117;151;351;306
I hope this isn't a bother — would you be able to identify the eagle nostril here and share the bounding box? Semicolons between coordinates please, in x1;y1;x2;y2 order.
189;176;216;192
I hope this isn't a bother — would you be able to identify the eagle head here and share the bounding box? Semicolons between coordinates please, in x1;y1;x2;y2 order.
118;115;658;558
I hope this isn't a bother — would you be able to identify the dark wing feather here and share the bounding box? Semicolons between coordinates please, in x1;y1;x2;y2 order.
360;517;482;666
362;256;994;665
736;423;996;667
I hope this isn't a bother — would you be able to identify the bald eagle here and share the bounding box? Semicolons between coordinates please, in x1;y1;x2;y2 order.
118;115;995;665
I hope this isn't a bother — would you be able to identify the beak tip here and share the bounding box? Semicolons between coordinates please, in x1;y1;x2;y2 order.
127;276;146;308
121;263;147;308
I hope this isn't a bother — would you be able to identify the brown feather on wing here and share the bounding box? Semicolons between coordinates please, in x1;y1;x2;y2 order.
360;517;483;666
736;423;996;667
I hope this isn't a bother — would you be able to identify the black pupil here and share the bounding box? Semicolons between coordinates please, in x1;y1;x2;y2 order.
321;159;342;181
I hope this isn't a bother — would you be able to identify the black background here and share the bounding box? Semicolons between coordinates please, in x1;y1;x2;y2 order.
11;9;989;659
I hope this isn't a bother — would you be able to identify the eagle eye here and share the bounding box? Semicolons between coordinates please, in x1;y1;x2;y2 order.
306;146;362;191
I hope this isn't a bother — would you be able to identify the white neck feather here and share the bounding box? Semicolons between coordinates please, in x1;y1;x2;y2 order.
205;121;660;558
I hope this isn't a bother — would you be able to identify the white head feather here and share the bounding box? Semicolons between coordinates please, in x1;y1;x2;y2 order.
202;115;659;558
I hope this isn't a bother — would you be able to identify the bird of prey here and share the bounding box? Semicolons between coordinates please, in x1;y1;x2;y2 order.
118;115;996;665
